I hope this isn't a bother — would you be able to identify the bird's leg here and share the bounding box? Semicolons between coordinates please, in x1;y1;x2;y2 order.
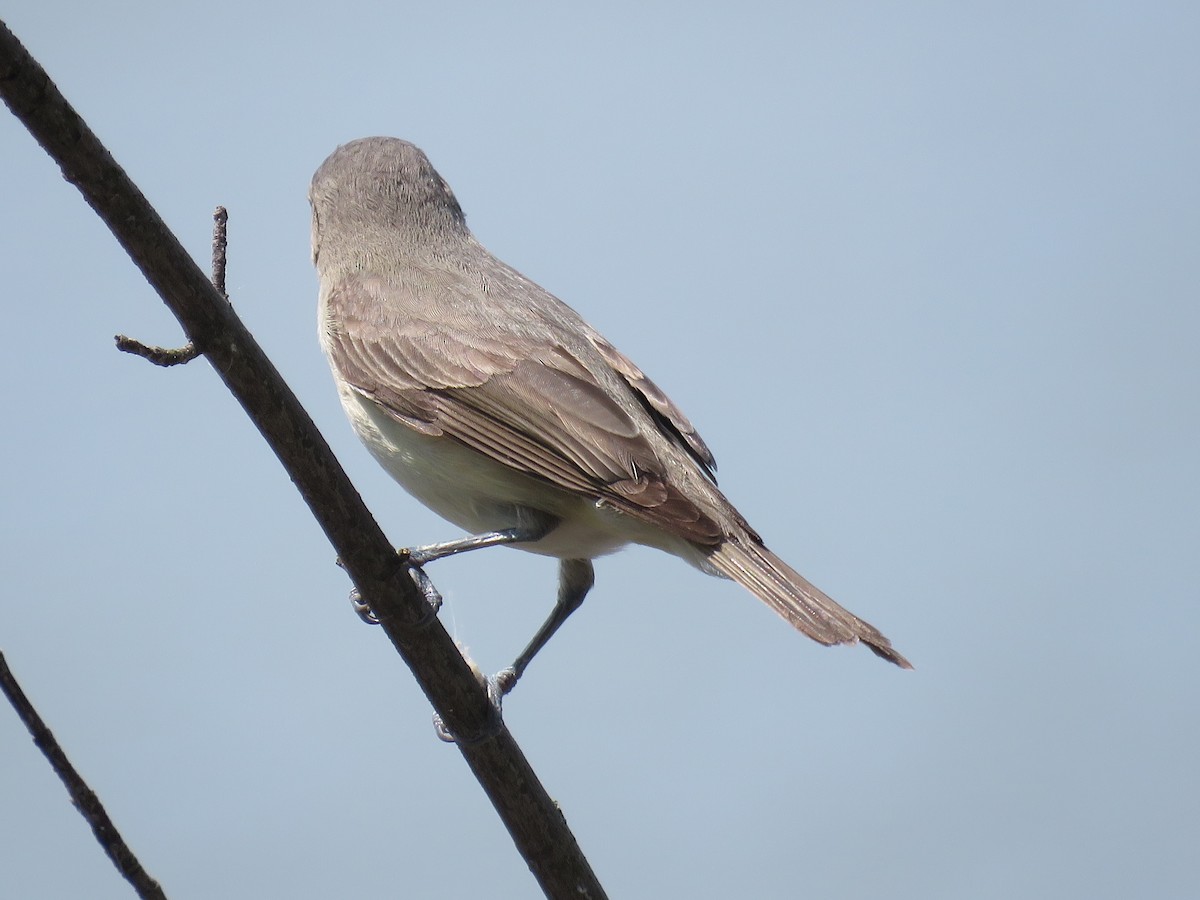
350;512;555;627
494;558;595;696
405;526;541;565
400;510;554;640
404;509;556;565
397;510;556;620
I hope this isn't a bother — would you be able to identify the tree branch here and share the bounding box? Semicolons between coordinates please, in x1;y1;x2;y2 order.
0;20;607;900
0;651;168;900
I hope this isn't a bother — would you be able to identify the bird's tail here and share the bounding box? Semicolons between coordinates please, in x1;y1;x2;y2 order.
706;537;911;668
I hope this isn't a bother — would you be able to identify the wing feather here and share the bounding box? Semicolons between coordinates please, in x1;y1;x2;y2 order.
324;276;723;545
586;332;717;479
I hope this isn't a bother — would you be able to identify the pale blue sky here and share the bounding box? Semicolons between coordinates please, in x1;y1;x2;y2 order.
2;3;1198;898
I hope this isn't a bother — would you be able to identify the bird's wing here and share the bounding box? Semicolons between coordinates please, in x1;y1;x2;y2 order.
583;332;717;479
324;276;723;545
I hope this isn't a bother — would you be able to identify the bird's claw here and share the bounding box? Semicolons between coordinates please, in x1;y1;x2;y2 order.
492;667;519;697
433;674;507;744
347;560;442;628
405;563;443;624
349;588;380;625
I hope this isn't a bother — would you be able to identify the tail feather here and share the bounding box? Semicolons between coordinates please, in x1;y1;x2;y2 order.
707;538;911;669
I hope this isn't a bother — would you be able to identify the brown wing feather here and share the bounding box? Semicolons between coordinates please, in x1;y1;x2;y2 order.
325;277;723;545
586;332;717;479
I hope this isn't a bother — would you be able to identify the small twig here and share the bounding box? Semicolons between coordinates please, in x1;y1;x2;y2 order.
211;206;228;299
115;206;229;366
0;651;169;900
112;337;201;366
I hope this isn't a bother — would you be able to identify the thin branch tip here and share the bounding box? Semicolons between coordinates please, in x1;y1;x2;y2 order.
114;334;201;366
1;652;168;900
211;205;229;299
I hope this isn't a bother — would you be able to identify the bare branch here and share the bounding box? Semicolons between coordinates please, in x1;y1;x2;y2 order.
113;206;231;365
0;19;607;900
0;652;169;900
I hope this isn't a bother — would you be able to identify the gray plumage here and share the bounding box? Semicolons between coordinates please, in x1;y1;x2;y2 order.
310;136;909;669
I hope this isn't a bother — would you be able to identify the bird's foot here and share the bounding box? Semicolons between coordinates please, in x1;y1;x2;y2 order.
404;563;444;624
401;545;435;566
348;587;378;625
347;560;443;627
433;674;506;744
492;666;520;697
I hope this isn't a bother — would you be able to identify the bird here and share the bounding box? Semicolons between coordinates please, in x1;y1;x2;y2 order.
309;137;910;693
